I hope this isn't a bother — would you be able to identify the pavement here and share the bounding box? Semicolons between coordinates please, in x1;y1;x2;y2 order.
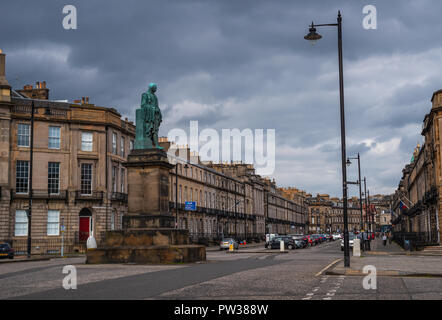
326;238;442;277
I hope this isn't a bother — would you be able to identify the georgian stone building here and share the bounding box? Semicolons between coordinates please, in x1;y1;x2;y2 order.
392;89;442;246
0;61;136;254
160;138;308;243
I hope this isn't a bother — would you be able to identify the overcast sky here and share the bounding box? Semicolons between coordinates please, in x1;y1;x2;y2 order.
1;0;441;197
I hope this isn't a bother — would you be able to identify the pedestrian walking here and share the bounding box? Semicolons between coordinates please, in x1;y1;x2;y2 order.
382;233;387;246
363;231;370;251
388;232;392;245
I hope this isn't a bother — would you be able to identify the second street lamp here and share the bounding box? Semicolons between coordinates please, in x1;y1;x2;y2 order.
347;153;364;232
305;11;350;267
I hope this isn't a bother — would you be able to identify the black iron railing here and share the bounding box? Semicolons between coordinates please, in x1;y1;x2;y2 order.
393;231;439;250
111;192;128;203
75;191;104;202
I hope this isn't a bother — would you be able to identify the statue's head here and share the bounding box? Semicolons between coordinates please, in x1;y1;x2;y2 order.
149;83;157;93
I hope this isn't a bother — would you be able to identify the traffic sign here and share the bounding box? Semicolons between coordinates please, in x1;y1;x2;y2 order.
185;201;196;211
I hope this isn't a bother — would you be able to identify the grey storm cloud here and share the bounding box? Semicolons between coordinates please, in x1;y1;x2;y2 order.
1;0;442;196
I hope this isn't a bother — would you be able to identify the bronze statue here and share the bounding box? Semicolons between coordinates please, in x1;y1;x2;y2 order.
134;83;163;149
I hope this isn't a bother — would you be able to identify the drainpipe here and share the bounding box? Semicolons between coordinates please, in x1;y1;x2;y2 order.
105;126;109;236
26;100;35;258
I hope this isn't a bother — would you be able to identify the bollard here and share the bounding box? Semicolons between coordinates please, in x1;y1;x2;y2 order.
353;238;361;257
229;243;234;252
86;231;97;250
280;240;285;252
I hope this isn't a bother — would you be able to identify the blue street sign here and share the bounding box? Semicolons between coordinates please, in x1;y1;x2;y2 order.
185;201;197;211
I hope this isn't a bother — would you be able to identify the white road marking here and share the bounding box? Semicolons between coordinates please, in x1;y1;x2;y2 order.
315;258;342;277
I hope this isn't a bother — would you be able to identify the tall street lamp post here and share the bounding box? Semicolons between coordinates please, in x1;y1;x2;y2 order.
304;11;350;267
347;153;363;232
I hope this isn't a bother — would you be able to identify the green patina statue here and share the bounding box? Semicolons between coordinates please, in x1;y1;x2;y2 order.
134;83;163;149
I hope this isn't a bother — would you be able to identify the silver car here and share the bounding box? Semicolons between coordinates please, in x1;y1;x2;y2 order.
340;233;356;251
219;238;239;250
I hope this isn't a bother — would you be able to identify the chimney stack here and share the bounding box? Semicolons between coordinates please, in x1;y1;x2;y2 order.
17;80;49;100
0;49;11;102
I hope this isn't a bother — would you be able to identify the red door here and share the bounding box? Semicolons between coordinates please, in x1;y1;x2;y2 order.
79;217;90;242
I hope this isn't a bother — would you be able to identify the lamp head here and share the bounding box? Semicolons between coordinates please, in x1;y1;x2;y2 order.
304;22;322;45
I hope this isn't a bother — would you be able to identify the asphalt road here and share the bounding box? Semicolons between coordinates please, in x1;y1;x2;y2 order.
3;240;442;300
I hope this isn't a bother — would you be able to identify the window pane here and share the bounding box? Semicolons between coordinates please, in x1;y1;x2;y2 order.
121;137;125;157
17;124;30;147
112;166;117;192
16;161;29;193
81;132;93;151
81;164;92;195
47;210;60;236
112;133;117;154
48;162;60;194
49;126;60;149
15;210;28;236
120;168;125;193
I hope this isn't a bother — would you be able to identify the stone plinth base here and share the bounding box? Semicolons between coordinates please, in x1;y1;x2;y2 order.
86;228;206;264
123;214;175;229
87;244;206;264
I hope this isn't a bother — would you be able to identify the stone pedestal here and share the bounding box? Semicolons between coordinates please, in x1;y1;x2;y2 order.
86;149;206;264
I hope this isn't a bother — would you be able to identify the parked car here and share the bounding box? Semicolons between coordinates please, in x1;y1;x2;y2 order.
293;239;307;249
265;233;278;248
332;233;342;240
219;238;239;250
312;234;322;244
0;243;14;259
310;235;320;245
269;236;296;250
292;236;308;248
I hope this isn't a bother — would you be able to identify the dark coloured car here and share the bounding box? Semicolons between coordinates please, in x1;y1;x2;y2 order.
269;236;296;250
293;239;307;249
0;243;14;259
291;236;308;248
